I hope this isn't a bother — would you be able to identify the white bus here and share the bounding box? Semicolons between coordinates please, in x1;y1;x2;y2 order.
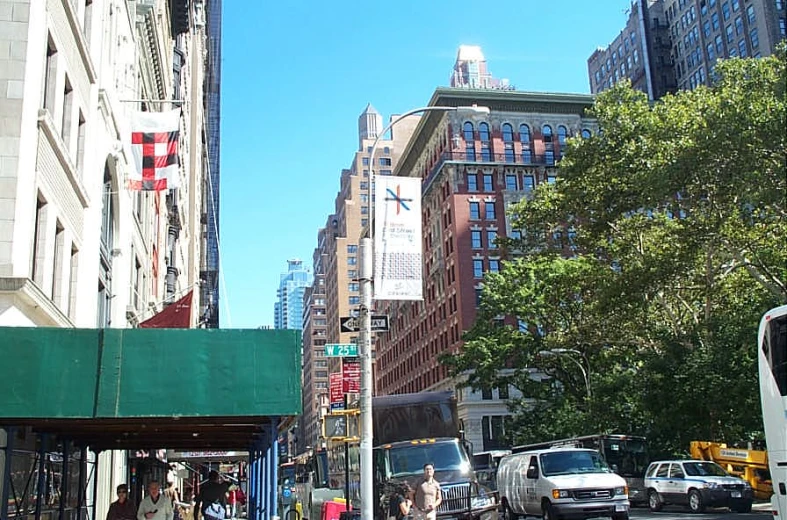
759;304;787;517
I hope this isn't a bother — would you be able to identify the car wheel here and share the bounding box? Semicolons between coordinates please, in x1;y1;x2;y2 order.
648;490;663;513
542;501;555;520
501;500;518;520
688;489;705;513
732;501;753;514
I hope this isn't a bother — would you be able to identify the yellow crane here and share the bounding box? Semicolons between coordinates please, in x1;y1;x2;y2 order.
689;441;772;501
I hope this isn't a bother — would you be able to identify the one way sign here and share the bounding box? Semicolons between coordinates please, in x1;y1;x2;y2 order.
340;315;389;333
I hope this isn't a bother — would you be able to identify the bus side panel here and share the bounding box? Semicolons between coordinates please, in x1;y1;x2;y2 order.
759;306;787;516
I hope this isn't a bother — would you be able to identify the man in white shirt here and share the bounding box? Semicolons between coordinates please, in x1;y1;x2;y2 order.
137;480;174;520
415;463;442;520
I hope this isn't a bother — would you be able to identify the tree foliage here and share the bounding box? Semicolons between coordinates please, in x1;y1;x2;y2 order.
443;50;786;457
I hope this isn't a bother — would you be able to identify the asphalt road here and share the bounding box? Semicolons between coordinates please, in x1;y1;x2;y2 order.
630;503;772;520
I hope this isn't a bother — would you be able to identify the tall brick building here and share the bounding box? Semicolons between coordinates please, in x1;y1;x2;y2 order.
374;88;596;450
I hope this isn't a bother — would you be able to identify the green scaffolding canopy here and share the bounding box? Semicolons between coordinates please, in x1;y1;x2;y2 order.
0;327;301;449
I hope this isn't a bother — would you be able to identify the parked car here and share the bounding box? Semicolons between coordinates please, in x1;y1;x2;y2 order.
644;459;754;513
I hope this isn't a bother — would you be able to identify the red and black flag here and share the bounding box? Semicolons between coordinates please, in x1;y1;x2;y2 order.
129;109;181;191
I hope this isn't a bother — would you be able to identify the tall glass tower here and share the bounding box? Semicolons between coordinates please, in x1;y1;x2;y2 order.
200;0;221;328
274;260;312;330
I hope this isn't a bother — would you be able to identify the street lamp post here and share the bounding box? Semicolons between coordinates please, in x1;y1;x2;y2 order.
359;104;489;520
538;348;591;400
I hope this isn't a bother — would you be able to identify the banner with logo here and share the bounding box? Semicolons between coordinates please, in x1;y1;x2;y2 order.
374;176;422;300
329;372;344;411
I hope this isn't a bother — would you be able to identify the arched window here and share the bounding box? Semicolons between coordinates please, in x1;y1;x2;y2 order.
479;122;491;161
558;125;568;146
463;122;476;161
543;125;553;144
502;123;514;163
519;124;531;164
581;129;592;139
98;161;116;327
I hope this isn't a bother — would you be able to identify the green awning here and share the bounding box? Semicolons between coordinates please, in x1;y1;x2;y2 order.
0;327;301;449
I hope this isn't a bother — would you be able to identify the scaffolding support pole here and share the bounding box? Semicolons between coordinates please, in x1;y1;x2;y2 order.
0;426;15;520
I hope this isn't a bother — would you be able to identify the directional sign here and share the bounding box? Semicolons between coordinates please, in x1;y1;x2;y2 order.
325;343;358;357
339;315;390;333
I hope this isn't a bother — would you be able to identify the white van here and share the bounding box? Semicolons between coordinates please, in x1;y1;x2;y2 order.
497;447;630;520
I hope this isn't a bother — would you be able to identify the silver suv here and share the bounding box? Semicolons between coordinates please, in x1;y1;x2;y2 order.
644;460;753;513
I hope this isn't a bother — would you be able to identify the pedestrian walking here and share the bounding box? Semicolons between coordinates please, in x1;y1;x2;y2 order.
137;480;174;520
414;464;442;520
388;481;413;520
193;471;229;520
106;484;137;520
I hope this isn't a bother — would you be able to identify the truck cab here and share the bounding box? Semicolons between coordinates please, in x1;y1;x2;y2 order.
373;438;498;520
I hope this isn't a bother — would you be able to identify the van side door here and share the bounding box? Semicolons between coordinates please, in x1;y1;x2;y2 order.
523;455;540;515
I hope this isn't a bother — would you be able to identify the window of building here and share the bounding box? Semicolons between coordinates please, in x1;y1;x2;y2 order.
482;174;493;192
348;282;359;292
485;202;496;220
735;16;743;34
712;11;720;30
746;4;756;23
379;157;392;166
469;201;481;219
581;129;592;139
467;173;478;192
348;257;357;265
542;125;553;144
750;28;759;49
547;175;557;184
43;35;57;112
481;388;493;400
557;126;568;147
383;146;390;154
502;123;515;163
487;230;498;249
519;124;532;163
489;259;500;273
780;18;786;37
523;175;535;192
347;244;358;254
473;259;483;278
738;38;747;56
715;34;724;54
505;174;517;191
349;296;360;305
471;230;482;248
61;76;73;147
479;122;492;161
463;121;476;161
545;150;555;165
726;23;734;42
707;42;716;61
362;157;369;166
703;19;712;37
379;169;392;176
348;269;357;279
722;1;731;19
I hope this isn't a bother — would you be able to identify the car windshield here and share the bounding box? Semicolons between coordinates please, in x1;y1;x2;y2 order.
540;450;611;476
683;462;729;477
388;441;470;477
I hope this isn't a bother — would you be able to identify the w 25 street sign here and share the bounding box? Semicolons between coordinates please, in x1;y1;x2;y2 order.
325;344;358;357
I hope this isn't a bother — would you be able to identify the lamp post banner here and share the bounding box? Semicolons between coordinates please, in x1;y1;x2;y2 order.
374;176;422;300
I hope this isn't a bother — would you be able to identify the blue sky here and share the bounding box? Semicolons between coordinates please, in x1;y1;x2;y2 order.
219;1;635;328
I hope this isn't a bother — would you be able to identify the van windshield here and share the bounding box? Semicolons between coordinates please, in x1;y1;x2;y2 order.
539;450;611;476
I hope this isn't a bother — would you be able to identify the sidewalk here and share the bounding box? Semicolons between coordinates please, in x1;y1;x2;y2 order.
752;501;773;512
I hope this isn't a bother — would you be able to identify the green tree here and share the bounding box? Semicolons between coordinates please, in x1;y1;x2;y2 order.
443;50;786;454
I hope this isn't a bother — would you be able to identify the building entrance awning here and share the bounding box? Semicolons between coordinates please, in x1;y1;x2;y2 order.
0;327;301;450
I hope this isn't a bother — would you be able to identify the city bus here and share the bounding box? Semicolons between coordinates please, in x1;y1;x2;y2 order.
758;304;787;517
512;434;649;505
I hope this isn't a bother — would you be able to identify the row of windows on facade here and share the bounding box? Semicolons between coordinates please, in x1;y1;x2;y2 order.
594;45;641;87
594;26;641;80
